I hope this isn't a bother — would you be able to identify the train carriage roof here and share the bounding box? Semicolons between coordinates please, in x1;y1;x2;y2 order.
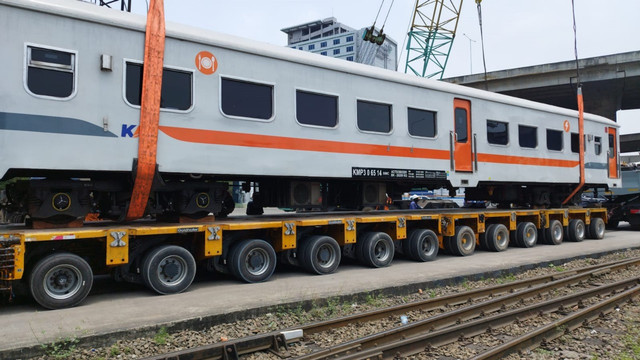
3;0;618;127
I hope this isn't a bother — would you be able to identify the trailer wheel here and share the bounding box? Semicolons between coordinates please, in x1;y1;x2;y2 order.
484;224;509;252
142;245;196;295
516;222;537;248
605;219;619;229
544;219;564;245
566;219;586;242
403;229;438;261
447;226;475;256
588;218;605;239
356;232;395;267
29;253;93;310
229;239;276;283
299;235;341;275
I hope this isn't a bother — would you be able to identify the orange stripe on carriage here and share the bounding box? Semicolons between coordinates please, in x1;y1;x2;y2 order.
159;126;450;159
159;126;579;168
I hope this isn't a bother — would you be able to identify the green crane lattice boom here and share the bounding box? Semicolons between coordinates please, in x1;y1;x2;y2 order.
404;0;463;79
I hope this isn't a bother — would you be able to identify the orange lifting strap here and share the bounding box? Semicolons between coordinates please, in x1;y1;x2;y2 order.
562;86;585;205
125;0;165;220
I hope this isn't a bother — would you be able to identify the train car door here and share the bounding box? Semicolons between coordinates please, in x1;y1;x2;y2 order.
608;127;618;178
453;99;473;172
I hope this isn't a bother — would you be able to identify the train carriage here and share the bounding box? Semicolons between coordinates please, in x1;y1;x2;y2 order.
0;0;621;223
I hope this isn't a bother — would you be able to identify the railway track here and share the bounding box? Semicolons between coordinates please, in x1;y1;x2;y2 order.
144;256;640;360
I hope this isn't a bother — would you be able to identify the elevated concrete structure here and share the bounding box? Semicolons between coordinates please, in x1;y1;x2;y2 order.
444;51;640;122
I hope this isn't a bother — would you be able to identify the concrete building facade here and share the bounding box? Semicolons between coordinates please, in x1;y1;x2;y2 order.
281;17;397;70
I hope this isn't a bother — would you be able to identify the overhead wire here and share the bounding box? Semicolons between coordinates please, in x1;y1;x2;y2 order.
476;0;488;89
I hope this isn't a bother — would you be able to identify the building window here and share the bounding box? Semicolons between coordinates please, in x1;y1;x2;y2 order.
296;90;338;127
594;136;602;155
357;100;391;133
486;120;509;145
308;44;315;50
321;41;327;48
346;35;354;42
298;47;303;50
346;46;354;52
519;125;537;148
333;39;340;45
221;78;273;120
125;62;192;111
408;108;436;138
547;129;563;151
346;56;354;61
333;49;340;55
321;51;327;56
26;45;76;98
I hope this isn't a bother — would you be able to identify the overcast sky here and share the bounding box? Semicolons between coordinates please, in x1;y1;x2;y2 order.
129;0;640;136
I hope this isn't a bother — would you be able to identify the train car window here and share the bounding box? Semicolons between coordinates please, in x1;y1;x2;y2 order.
408;108;436;138
608;133;615;158
26;46;75;98
594;136;602;155
518;125;537;148
296;90;338;127
570;133;586;153
125;62;193;111
357;100;392;133
454;108;468;142
486;120;508;145
546;129;563;151
221;78;273;120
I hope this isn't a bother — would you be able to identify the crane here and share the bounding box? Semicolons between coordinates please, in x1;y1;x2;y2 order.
404;0;464;79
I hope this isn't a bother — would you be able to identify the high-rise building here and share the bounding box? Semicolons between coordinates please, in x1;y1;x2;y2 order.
281;17;397;70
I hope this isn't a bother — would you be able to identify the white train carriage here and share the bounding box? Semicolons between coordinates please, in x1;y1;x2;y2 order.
0;0;621;222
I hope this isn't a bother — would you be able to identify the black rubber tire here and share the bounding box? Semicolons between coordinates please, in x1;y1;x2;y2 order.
229;239;276;283
29;252;93;310
588;218;606;239
605;219;619;230
544;219;564;245
478;230;489;251
142;245;196;295
356;232;395;268
403;229;439;262
447;226;476;256
485;224;510;252
516;222;537;248
298;235;341;275
566;219;586;242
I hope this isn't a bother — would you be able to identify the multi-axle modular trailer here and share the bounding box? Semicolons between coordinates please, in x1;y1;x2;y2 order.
0;207;607;309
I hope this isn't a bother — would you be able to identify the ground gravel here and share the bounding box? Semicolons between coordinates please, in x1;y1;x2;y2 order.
29;249;640;360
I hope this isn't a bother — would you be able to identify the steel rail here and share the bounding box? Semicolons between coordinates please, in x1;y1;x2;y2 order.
328;278;640;360
471;284;640;359
294;257;640;360
143;256;639;360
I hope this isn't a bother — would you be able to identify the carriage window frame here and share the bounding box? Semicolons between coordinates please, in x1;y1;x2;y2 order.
219;76;275;122
407;107;437;138
295;89;339;129
518;125;538;149
356;99;393;134
594;136;602;155
123;60;194;113
570;132;586;153
486;119;509;146
24;44;78;100
546;129;564;152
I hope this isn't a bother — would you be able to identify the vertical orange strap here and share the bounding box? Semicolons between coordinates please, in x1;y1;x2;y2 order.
126;0;165;220
562;87;585;205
